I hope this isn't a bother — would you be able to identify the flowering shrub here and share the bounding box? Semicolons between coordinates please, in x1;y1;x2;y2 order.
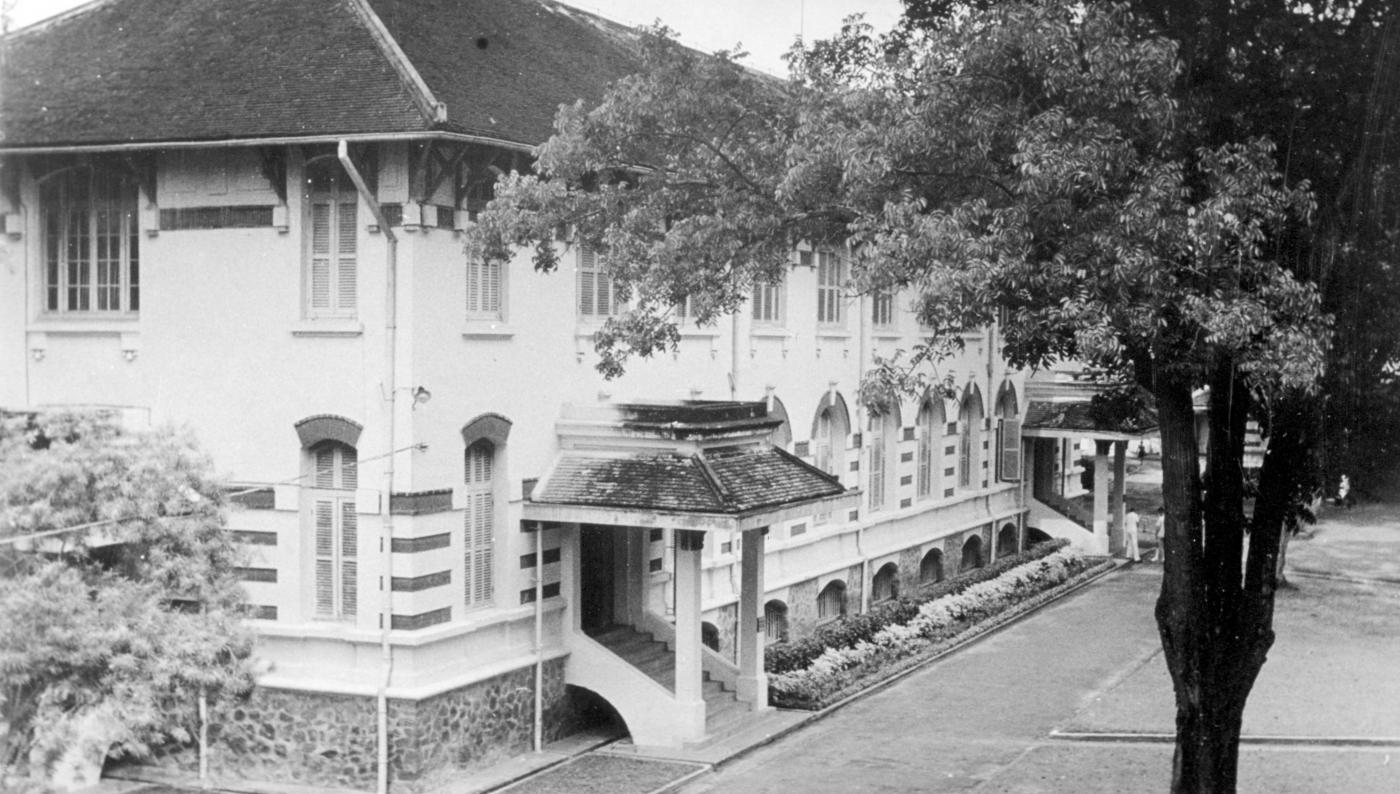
765;539;1072;675
768;547;1091;708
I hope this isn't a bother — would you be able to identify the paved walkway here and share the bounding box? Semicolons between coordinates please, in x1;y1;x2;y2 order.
674;565;1400;793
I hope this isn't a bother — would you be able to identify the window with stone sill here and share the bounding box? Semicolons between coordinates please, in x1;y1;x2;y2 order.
871;289;895;330
303;158;358;320
41;166;141;315
577;245;621;321
308;441;358;621
466;255;504;321
808;250;845;327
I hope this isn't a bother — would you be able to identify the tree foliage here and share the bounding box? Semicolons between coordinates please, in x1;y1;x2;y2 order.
0;411;253;785
470;3;1330;789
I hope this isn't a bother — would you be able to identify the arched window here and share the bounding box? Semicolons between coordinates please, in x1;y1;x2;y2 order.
919;549;944;584
769;396;793;449
464;439;496;608
810;392;850;479
996;383;1022;482
868;413;886;511
817;580;846;621
764;600;789;643
40;165;140;315
916;398;944;500
701;622;721;652
308;440;358;620
872;563;900;603
303;156;358;319
997;523;1019;559
959;389;984;490
867;406;899;513
960;534;984;572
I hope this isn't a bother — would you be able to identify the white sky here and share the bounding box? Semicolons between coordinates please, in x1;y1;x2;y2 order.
5;0;906;76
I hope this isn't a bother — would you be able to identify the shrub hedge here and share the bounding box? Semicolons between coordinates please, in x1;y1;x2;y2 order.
764;538;1072;675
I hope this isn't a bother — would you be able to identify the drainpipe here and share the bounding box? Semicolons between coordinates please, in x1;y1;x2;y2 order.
338;141;397;794
534;533;544;753
730;308;741;400
857;289;869;615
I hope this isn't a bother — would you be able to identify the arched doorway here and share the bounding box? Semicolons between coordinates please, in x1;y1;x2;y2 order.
996;523;1019;558
960;534;984;572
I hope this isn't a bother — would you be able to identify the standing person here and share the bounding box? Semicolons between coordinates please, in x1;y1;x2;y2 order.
1124;508;1141;562
1151;506;1166;563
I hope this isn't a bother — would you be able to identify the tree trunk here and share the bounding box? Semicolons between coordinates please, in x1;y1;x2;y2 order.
1154;361;1288;793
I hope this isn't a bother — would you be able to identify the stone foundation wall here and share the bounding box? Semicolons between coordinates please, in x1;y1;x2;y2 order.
786;578;819;638
389;658;569;788
148;658;572;791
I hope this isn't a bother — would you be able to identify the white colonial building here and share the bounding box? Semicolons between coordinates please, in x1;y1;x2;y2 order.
0;0;1142;789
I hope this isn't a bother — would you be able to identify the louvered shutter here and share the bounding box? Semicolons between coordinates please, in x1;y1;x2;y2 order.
340;446;356;489
959;422;972;488
311;203;331;310
466;259;482;314
336;202;357;311
340;500;358;616
484;260;500;316
464;444;495;607
869;432;885;509
597;269;612;316
315;446;335;488
578;247;596;316
314;499;335;616
1000;418;1022;481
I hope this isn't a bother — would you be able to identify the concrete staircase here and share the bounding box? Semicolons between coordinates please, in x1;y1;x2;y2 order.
592;625;746;737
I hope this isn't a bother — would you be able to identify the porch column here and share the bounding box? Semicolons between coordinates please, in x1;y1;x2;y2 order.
1093;440;1111;554
623;528;648;626
673;530;707;723
736;527;769;710
562;524;582;633
1111;441;1128;555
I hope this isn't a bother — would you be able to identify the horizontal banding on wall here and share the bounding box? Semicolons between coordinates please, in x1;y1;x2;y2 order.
391;533;450;553
389;489;454;515
391;608;452;631
391;570;451;592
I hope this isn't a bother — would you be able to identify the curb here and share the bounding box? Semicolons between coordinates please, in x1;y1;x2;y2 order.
1287;568;1400;587
1049;730;1400;748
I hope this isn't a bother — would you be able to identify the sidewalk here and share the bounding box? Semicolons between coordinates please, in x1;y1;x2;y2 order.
673;564;1400;793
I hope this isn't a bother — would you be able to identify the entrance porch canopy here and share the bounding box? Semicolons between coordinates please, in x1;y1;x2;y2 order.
1019;396;1159;442
523;444;858;532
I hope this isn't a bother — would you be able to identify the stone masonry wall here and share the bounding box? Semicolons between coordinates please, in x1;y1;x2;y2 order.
149;659;572;792
786;578;819;639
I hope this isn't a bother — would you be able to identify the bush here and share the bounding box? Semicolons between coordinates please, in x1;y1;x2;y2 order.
767;547;1091;708
764;538;1071;674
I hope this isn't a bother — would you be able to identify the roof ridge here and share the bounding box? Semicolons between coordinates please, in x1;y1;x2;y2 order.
343;0;448;126
692;452;735;506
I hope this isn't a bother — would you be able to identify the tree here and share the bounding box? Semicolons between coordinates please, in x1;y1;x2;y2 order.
0;411;254;790
469;3;1328;790
1119;0;1400;497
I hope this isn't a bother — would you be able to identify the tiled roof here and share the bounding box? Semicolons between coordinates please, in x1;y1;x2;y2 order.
1;0;650;148
370;0;648;145
1023;399;1158;435
535;446;845;515
1;0;434;146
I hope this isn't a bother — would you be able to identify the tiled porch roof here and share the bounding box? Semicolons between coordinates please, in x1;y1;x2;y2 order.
533;445;844;515
1023;398;1158;437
